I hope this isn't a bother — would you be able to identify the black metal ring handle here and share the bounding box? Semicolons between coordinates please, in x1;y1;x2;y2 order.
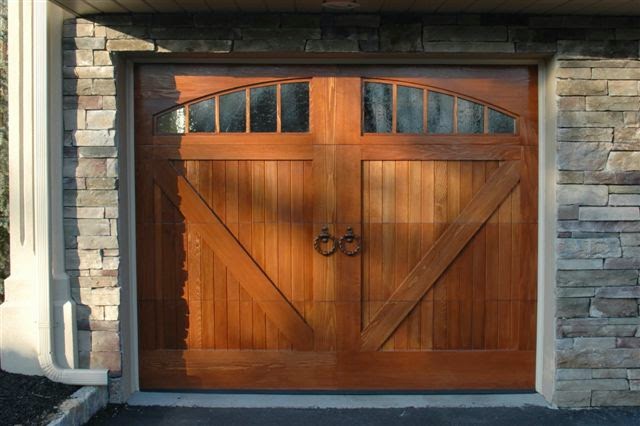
338;227;361;256
314;226;337;257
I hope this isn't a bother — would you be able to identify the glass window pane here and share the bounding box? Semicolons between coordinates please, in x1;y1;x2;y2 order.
488;109;516;134
281;83;309;133
189;99;215;133
397;86;423;134
363;82;392;133
457;99;484;134
156;107;185;134
250;85;277;132
219;90;246;133
427;92;454;134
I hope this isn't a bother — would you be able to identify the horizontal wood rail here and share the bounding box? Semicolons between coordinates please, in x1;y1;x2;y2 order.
141;144;314;160
361;145;522;161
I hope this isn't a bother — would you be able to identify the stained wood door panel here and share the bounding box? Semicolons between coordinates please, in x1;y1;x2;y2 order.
136;65;538;390
140;158;318;351
362;227;538;351
360;160;530;351
361;159;535;352
140;350;535;390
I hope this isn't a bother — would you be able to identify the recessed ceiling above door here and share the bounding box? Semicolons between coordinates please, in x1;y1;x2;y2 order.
53;0;640;16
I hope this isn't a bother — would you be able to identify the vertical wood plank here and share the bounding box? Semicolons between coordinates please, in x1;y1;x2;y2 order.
433;161;448;349
312;146;336;351
277;161;293;350
175;223;189;349
458;161;474;349
393;161;409;350
212;253;227;349
290;162;305;325
303;161;314;325
498;171;513;349
446;161;461;349
211;161;226;218
381;161;395;351
185;162;202;349
484;161;500;349
263;160;280;349
362;162;371;328
153;184;164;349
367;160;383;336
420;161;435;350
471;162;487;349
336;145;362;352
202;242;215;349
239;161;257;349
407;161;422;350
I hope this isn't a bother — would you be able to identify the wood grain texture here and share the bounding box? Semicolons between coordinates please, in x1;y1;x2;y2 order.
145;144;313;160
362;145;522;161
360;161;522;351
140;349;536;390
135;65;538;390
153;160;314;350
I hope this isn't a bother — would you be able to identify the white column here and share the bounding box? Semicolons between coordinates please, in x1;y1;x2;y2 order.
0;0;77;375
0;0;40;375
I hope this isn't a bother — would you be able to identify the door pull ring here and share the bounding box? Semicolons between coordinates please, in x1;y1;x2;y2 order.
314;225;337;256
338;227;362;256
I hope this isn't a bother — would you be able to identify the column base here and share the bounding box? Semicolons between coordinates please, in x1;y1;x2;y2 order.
0;275;42;375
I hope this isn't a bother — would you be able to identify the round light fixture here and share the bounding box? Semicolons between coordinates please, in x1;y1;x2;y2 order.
322;1;361;10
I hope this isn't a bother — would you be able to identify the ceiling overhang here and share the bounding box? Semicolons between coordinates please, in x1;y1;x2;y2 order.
52;0;640;17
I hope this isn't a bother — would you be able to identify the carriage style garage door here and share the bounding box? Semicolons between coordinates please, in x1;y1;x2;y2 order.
135;65;538;390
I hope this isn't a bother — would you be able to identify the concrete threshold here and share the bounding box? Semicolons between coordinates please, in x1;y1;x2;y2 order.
127;392;549;409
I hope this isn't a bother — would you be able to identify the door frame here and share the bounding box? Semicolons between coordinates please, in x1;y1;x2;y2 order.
117;56;556;401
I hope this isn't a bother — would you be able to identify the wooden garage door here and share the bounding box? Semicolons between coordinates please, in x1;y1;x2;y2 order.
135;65;538;390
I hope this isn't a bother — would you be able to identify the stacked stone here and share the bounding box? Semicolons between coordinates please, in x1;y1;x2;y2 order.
0;0;7;301
61;14;640;56
63;20;120;376
555;61;640;407
61;13;640;405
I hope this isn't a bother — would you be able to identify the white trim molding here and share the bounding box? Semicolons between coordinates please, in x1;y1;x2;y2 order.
0;0;107;386
535;59;557;402
119;58;552;400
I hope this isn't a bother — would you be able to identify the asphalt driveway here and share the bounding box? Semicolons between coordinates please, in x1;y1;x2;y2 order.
88;405;640;426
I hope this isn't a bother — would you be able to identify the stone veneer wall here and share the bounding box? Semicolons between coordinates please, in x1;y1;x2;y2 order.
61;14;640;405
0;0;7;302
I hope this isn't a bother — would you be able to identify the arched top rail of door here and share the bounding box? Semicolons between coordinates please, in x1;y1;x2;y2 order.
361;78;519;137
153;76;520;141
154;78;311;136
